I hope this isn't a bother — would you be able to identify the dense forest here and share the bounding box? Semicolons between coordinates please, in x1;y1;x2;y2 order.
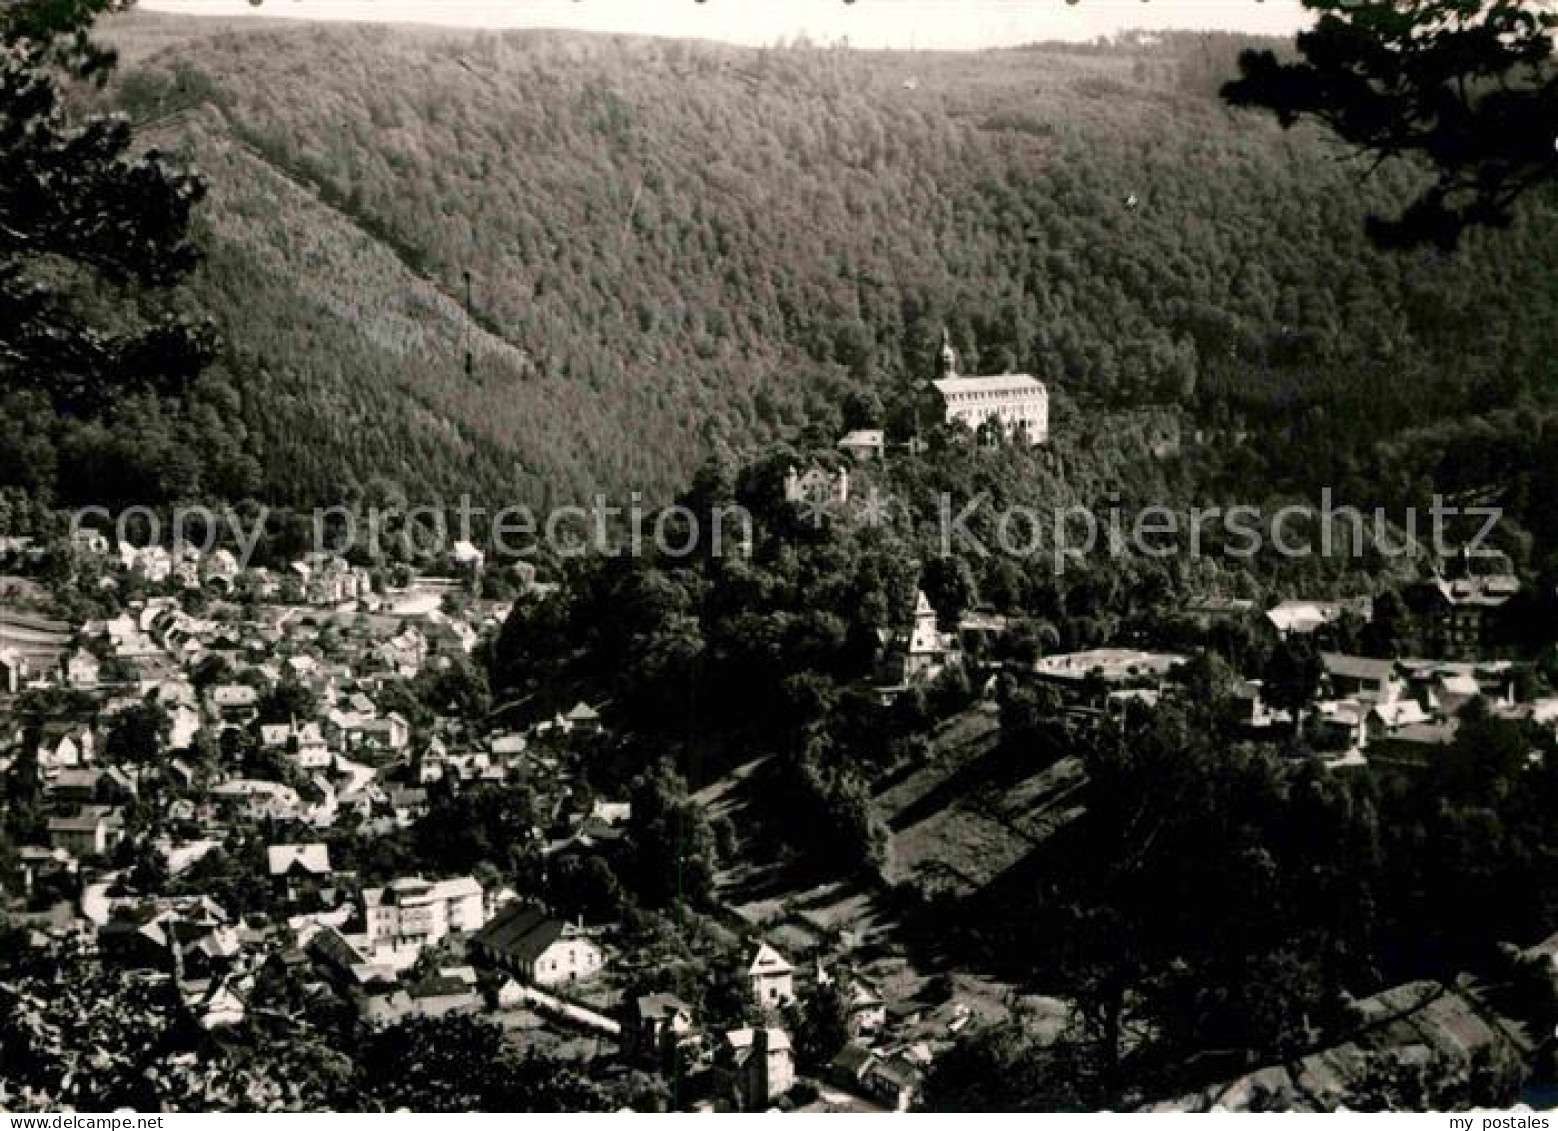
2;14;1553;528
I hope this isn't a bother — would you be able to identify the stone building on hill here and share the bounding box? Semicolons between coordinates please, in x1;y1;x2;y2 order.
931;329;1048;445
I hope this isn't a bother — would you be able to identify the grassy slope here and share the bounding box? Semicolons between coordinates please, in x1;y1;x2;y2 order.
874;703;1086;893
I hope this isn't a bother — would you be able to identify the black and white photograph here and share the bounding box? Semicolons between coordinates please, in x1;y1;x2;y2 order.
3;0;1558;1114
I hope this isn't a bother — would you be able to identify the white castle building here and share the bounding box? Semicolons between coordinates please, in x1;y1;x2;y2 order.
931;331;1049;445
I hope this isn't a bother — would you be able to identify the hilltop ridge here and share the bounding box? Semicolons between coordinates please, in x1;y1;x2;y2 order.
50;12;1558;515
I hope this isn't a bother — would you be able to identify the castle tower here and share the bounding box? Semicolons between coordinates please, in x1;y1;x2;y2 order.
938;328;958;379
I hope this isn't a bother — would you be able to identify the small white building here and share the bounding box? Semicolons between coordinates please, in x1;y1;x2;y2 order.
837;429;886;462
450;540;486;573
748;942;796;1008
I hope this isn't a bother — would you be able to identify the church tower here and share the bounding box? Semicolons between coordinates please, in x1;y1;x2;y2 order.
937;328;958;379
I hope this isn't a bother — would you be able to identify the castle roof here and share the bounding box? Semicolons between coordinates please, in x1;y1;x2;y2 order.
932;374;1045;396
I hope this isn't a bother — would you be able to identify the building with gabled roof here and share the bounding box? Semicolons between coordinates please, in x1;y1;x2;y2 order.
748;941;795;1007
361;875;485;951
626;991;697;1066
721;1027;795;1110
469;901;605;986
47;808;125;859
266;843;332;878
1320;653;1403;704
1403;563;1521;659
837;429;886;462
1264;598;1371;639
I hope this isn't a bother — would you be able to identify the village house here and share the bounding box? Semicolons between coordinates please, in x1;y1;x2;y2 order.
626;992;697;1067
292;554;373;606
359;988;417;1027
376;626;429;675
209;779;304;823
490;732;527;758
306;926;374;984
36;724;95;773
1367;720;1462;775
748;942;796;1008
261;719;333;770
1264;598;1372;640
783;463;851;509
1308;699;1370;752
99;907;185;969
172;549;202;590
266;843;333;902
404;972;483;1019
469;901;606;986
119;544;173;584
1319;653;1404;704
1224;679;1290;732
12;844;78;899
450;540;486;574
561;700;601;734
846;980;887;1035
47;808;126;859
837;429;886;462
859;1052;923;1111
0;607;70;672
202;549;241;591
160;837;221;877
1403;560;1520;660
1432;671;1483;716
362;875;485;951
63;649;101;690
832;1041;925;1112
1397;659;1513;719
419;614;479;659
47;767;133;807
208;683;260;722
1366;697;1431;743
356;711;411;751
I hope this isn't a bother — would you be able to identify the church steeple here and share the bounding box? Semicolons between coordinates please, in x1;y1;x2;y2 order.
938;327;957;378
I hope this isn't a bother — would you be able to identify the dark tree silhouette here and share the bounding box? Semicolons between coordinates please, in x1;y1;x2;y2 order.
1224;0;1558;249
1;0;213;415
2;0;131;79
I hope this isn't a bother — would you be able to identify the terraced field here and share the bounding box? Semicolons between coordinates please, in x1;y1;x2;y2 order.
874;703;1088;895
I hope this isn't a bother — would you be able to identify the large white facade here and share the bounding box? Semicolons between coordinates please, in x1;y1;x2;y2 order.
363;875;485;949
931;333;1049;444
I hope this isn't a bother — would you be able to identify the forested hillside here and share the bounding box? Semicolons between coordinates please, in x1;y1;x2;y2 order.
20;14;1558;513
